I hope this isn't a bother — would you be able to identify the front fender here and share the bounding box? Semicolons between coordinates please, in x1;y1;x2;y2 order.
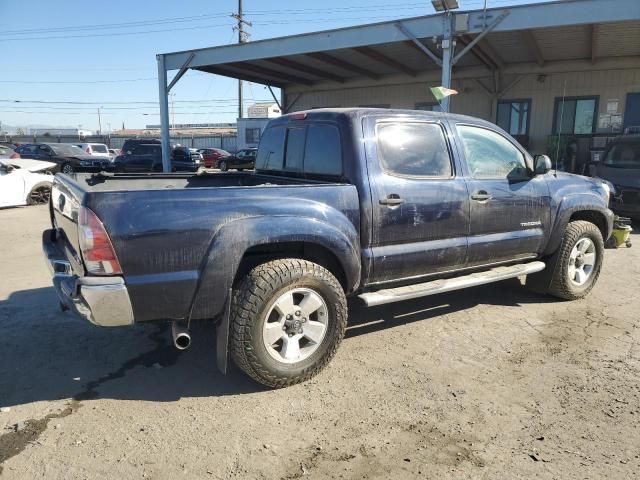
189;215;361;321
544;192;614;255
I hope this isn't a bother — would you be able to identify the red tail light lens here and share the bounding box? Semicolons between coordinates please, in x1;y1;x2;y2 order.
78;207;122;275
85;147;91;154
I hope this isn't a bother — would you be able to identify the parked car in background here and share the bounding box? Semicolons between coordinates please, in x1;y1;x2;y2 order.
113;144;200;172
0;144;20;160
189;148;204;164
75;143;110;157
120;138;160;155
15;143;110;174
108;148;120;161
593;135;640;220
0;142;19;151
198;148;230;168
0;158;55;207
219;147;257;171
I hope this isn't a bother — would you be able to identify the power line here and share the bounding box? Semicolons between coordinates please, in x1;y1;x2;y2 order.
0;12;234;36
1;2;427;37
0;110;241;116
0;98;273;105
0;78;156;85
0;22;235;41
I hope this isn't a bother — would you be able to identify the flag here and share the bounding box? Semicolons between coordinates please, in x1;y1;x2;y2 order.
430;86;458;101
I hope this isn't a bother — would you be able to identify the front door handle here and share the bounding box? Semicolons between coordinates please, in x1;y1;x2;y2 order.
379;194;405;206
471;190;492;202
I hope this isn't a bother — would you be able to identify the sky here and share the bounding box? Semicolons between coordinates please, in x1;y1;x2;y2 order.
1;0;553;132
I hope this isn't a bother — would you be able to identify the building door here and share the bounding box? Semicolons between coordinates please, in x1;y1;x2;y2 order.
623;93;640;131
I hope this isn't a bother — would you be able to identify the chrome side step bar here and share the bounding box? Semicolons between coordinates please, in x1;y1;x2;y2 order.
358;261;546;307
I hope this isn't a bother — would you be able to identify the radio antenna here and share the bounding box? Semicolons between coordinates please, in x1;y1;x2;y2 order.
554;79;567;177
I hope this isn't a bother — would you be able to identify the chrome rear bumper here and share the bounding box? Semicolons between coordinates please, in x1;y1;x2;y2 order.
43;229;134;327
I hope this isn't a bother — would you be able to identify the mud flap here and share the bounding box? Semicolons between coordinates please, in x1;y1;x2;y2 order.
215;288;233;374
525;249;561;294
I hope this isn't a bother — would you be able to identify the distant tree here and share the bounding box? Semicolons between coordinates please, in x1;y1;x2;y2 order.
43;132;51;137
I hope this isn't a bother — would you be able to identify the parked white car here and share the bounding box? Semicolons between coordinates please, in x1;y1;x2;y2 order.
0;159;55;208
108;148;120;161
75;143;110;157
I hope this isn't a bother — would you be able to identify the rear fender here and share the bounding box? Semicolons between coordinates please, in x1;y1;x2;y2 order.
189;215;360;322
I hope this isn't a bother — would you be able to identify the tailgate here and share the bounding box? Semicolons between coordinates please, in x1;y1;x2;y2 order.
50;175;85;276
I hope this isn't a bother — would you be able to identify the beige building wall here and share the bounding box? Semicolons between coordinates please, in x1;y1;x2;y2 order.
283;57;640;155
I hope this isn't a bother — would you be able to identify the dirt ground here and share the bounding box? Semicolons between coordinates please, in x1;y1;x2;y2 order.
0;205;639;479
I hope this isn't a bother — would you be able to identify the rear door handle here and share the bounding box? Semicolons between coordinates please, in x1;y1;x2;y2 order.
471;190;492;202
379;194;405;206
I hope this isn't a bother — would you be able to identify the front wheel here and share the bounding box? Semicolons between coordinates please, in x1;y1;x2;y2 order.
61;163;74;175
219;160;228;171
546;220;604;300
229;259;347;388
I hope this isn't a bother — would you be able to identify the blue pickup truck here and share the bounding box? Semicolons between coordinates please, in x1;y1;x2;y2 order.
43;108;613;388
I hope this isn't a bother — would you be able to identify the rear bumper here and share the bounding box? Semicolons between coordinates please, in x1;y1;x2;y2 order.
42;229;134;327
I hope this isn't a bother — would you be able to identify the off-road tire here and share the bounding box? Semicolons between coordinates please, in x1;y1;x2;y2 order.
229;259;347;388
545;220;604;300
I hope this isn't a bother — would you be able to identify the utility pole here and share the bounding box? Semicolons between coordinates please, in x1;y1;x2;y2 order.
169;93;176;129
97;107;102;136
232;0;251;119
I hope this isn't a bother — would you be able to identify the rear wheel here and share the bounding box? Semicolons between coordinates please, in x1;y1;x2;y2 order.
27;183;51;205
229;259;347;388
61;163;74;174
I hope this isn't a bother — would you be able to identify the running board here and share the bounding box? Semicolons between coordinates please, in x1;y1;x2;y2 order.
358;261;546;307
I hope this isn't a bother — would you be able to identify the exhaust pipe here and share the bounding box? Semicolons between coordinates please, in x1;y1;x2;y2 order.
172;322;191;350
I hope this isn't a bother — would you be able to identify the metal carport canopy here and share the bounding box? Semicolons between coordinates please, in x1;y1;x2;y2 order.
155;0;640;171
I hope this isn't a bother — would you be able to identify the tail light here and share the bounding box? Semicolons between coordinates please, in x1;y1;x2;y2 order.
10;152;20;159
85;147;91;154
78;206;122;275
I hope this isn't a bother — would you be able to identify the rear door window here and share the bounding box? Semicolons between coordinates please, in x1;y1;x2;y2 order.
377;122;452;177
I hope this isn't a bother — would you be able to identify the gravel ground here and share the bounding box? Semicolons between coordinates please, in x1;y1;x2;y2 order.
0;205;639;479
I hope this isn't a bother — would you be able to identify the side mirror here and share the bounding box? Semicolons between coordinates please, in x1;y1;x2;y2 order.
533;154;552;175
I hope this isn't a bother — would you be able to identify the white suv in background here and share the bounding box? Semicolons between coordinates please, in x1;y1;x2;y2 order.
75;143;110;157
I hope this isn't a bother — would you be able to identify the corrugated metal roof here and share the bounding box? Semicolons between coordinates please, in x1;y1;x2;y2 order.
167;0;640;88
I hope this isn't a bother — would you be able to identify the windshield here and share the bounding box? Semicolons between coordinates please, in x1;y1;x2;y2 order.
50;144;86;156
603;142;640;169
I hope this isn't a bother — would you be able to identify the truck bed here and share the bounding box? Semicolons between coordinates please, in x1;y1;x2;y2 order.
50;170;361;323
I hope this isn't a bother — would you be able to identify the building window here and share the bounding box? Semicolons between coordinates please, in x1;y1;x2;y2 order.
415;102;442;112
245;127;261;144
497;100;530;135
553;96;598;135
